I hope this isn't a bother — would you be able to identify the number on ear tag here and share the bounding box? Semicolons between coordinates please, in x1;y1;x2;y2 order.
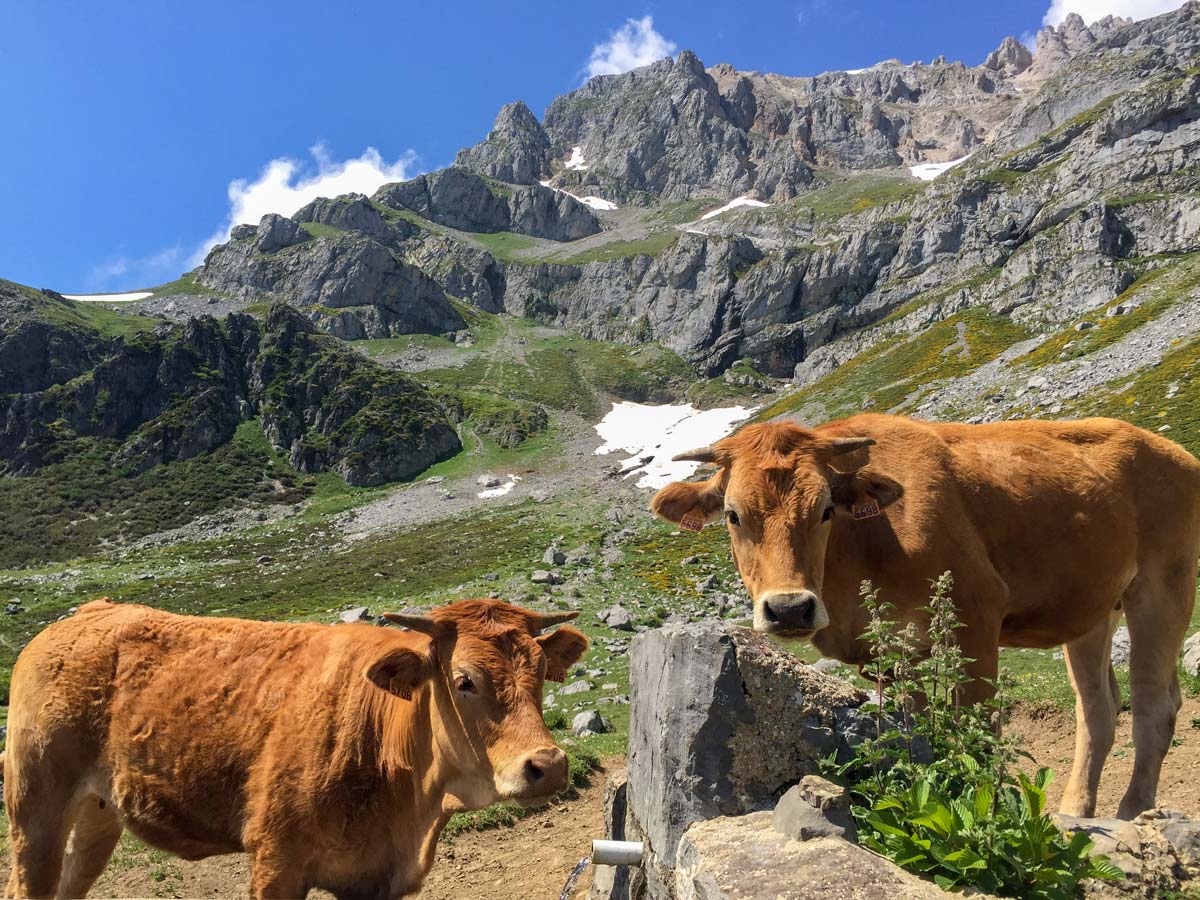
851;498;881;520
679;512;706;533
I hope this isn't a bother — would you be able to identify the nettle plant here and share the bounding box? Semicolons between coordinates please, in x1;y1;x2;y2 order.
824;572;1123;899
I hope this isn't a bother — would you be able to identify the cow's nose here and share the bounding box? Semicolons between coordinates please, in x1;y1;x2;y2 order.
521;747;568;794
760;591;819;633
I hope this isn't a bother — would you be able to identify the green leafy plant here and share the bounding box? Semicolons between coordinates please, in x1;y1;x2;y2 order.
825;573;1123;899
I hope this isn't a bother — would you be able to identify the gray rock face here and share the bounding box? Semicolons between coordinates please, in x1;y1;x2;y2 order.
0;314;258;475
455;100;551;185
253;213;310;254
984;36;1033;76
253;305;460;486
373;167;601;241
1111;626;1131;668
614;622;870;898
199;229;464;339
292;193;413;245
0;281;109;394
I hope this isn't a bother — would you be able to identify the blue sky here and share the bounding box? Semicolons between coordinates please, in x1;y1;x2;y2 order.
0;0;1181;292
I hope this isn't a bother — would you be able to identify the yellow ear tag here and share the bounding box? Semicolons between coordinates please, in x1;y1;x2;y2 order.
679;511;706;533
851;498;881;520
391;678;413;701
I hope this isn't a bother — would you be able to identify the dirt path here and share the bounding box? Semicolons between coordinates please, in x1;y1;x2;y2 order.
1011;695;1200;817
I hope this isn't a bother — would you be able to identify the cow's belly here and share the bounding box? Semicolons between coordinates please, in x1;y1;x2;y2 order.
111;767;246;859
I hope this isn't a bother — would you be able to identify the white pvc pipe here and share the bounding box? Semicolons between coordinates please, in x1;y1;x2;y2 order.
591;840;644;866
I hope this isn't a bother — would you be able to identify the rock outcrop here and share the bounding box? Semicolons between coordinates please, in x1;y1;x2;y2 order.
198;219;464;339
454;100;551;185
0;280;110;394
0;303;459;485
593;621;874;899
373;167;602;240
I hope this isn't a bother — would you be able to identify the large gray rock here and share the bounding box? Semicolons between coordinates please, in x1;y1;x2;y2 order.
609;621;871;899
675;814;947;900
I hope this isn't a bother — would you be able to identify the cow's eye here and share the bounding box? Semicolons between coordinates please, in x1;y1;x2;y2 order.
725;510;740;527
454;674;477;694
821;505;834;522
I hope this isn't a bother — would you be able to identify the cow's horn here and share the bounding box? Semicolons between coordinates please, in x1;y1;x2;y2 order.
671;446;717;463
828;436;876;456
383;612;442;635
531;610;580;631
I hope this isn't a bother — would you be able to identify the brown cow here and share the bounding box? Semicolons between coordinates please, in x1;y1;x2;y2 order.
652;413;1200;819
3;597;588;899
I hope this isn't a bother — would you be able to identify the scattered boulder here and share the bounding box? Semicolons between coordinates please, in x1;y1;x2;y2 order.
572;710;614;736
338;606;371;624
531;570;564;585
598;604;635;631
1183;633;1200;679
772;776;856;842
543;546;567;566
1110;626;1131;668
560;679;593;696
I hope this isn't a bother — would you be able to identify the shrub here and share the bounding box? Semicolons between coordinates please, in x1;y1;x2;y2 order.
825;573;1123;899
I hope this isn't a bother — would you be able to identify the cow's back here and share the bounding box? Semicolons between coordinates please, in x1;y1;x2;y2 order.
820;415;1200;648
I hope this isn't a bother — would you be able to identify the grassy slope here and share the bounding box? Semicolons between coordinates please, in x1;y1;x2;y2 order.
755;307;1031;422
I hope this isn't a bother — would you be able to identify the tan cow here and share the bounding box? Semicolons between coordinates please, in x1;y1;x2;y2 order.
3;597;588;899
652;413;1200;819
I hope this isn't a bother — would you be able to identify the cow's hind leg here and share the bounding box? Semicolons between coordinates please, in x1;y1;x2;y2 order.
1060;610;1121;817
4;782;75;900
56;796;123;899
1118;565;1195;819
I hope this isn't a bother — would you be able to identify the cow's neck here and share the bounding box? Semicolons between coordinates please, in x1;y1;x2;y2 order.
367;688;457;895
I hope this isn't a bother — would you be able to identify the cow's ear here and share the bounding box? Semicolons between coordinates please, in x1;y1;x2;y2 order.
651;474;726;533
537;626;589;683
365;647;431;699
830;469;903;520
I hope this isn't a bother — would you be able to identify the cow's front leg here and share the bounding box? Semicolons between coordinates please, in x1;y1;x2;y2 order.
957;625;1000;708
249;847;307;900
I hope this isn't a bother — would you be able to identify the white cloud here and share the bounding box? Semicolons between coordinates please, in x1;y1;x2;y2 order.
190;144;418;266
1041;0;1184;27
86;245;187;292
586;16;677;79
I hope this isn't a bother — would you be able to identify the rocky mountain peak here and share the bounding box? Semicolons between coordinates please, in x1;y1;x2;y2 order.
984;35;1033;76
455;100;551;185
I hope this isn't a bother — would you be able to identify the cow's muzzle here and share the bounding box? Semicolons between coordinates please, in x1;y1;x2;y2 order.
502;746;569;802
755;590;827;637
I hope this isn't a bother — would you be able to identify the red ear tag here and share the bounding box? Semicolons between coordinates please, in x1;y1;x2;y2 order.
851;498;881;520
679;512;706;533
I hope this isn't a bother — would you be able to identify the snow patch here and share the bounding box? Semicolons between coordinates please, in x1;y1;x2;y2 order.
565;146;588;170
700;196;770;221
909;154;972;181
844;67;868;75
62;291;154;303
477;474;522;499
580;196;618;211
593;401;750;489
